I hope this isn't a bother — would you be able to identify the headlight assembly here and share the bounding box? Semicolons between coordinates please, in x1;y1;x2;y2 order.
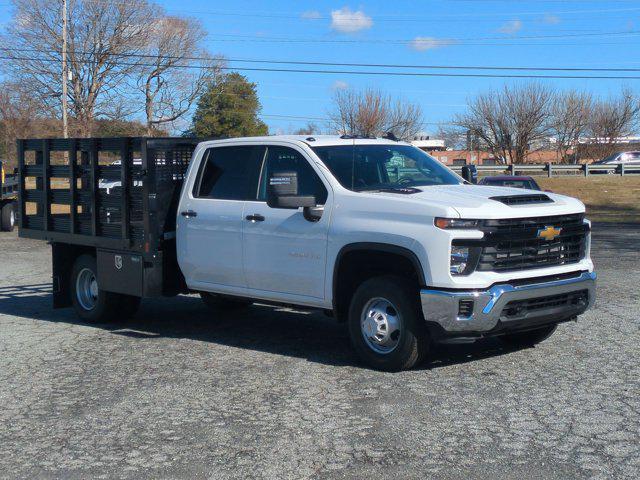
435;218;480;229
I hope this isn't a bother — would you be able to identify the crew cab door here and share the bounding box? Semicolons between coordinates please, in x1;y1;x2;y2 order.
177;145;262;291
243;144;331;300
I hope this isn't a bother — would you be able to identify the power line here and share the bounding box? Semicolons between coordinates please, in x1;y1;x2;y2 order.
4;46;640;73
205;38;640;48
205;29;640;44
5;54;640;80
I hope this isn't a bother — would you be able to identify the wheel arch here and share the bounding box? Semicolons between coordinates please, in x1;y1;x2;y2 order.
332;242;426;321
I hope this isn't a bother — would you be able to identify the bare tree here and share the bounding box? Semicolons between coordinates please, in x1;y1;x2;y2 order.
549;90;593;163
329;89;423;140
386;98;424;141
137;15;224;135
0;81;58;167
437;125;467;150
3;0;154;136
586;88;640;159
293;122;321;135
454;83;554;163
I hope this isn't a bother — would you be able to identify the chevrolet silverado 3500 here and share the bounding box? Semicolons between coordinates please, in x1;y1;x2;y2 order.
17;136;596;371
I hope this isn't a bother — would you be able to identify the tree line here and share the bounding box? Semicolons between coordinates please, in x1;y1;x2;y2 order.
448;84;640;163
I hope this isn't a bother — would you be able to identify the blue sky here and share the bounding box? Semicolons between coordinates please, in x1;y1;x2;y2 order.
2;0;640;134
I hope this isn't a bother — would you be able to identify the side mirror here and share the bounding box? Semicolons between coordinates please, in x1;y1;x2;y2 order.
461;165;478;184
267;171;316;209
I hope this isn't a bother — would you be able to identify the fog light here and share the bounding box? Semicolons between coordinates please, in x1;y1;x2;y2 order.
450;246;469;275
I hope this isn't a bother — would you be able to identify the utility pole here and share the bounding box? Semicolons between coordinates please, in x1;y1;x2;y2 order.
61;0;68;138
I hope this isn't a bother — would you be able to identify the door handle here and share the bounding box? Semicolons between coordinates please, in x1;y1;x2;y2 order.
181;210;197;218
245;214;265;222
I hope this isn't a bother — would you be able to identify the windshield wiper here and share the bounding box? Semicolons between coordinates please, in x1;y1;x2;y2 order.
355;186;421;194
379;187;421;194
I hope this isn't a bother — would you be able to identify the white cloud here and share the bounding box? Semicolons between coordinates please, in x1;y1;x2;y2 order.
409;37;454;51
543;14;560;25
330;7;373;33
332;80;349;90
498;19;523;34
301;10;322;20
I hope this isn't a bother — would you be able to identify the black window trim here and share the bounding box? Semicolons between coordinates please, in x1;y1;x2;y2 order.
192;147;211;198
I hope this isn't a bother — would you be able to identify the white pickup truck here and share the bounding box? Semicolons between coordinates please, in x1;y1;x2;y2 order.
18;135;596;371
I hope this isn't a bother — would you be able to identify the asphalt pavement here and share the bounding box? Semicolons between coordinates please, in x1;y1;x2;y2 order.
0;224;638;479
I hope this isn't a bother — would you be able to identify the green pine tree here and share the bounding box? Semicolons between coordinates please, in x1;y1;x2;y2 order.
189;72;268;138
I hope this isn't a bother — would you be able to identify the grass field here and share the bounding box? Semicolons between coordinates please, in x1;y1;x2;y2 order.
537;176;640;223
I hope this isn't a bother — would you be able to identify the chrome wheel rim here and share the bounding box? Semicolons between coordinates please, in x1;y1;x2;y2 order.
9;209;14;227
360;297;402;354
76;268;98;311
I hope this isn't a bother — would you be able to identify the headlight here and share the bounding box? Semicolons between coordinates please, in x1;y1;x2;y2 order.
435;218;480;229
450;246;470;275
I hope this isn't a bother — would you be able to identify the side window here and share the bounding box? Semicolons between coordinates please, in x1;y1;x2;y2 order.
194;146;261;200
257;146;328;204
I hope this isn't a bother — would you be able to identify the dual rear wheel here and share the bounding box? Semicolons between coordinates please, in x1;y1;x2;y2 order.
1;202;15;232
71;254;140;323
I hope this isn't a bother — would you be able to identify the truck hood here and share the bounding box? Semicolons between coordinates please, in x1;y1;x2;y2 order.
368;184;585;219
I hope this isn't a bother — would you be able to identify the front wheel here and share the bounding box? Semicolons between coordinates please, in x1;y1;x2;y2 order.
348;275;429;371
500;324;557;348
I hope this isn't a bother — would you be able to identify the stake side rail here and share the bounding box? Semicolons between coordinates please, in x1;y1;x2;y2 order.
16;137;200;258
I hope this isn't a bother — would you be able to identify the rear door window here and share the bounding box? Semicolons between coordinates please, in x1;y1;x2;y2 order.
194;146;263;200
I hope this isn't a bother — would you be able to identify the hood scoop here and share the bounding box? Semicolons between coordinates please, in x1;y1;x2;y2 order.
490;194;553;205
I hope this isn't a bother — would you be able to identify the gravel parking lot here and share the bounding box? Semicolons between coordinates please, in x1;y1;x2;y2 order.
0;225;639;480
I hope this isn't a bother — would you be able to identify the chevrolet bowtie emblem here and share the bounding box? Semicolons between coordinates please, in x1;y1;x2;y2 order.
537;226;562;241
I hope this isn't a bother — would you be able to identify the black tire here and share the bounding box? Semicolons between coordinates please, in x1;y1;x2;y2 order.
1;202;15;232
70;254;124;323
347;275;429;372
200;292;252;310
500;324;557;348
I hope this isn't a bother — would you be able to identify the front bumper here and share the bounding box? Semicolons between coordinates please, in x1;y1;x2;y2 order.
420;271;596;333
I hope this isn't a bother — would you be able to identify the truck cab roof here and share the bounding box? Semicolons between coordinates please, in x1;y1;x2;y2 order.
198;135;412;149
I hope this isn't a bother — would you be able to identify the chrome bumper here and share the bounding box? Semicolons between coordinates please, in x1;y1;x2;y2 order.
420;271;596;333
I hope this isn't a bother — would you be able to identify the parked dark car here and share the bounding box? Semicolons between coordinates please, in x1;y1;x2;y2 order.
478;175;543;190
592;151;640;174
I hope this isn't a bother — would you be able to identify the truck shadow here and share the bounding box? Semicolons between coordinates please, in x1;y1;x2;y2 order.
0;283;520;370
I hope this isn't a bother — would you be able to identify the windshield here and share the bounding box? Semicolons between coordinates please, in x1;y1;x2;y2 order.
311;144;462;192
595;153;620;164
